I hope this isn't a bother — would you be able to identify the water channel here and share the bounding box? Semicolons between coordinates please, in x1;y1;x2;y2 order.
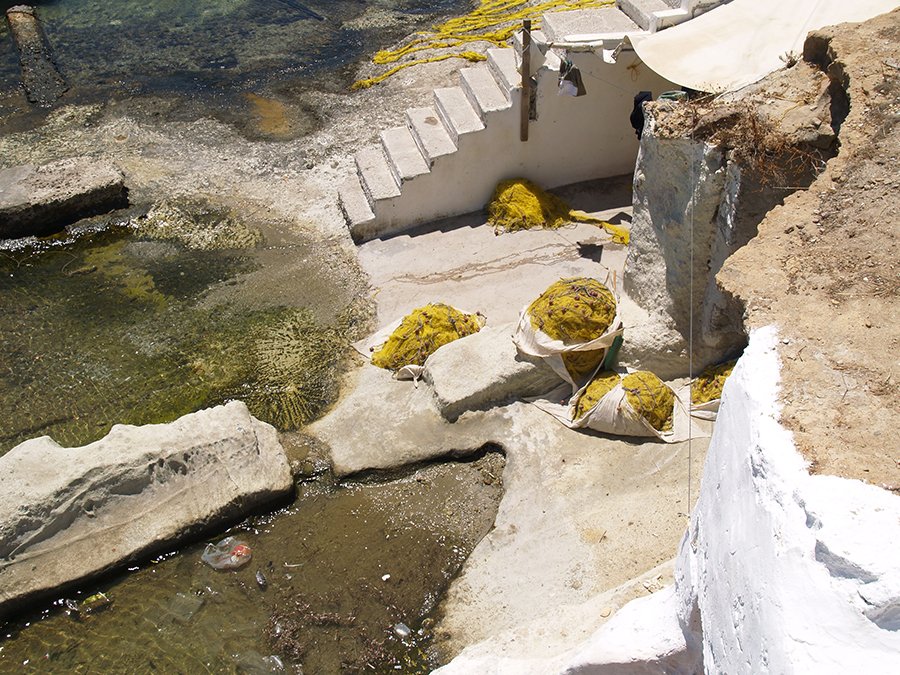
0;1;500;671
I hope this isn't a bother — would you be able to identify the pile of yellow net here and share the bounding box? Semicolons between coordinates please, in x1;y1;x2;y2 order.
487;179;630;243
528;277;616;343
691;359;737;405
353;0;614;90
622;371;675;432
371;303;483;370
574;370;620;419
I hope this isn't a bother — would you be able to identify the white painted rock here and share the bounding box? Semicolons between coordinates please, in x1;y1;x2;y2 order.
0;401;292;617
423;324;562;421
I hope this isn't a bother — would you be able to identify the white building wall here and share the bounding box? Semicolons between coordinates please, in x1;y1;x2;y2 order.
368;51;674;237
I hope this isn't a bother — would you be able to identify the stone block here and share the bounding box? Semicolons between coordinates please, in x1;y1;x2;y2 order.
424;324;562;421
0;157;128;239
0;401;292;617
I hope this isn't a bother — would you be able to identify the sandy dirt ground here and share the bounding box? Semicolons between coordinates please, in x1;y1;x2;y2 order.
719;9;900;491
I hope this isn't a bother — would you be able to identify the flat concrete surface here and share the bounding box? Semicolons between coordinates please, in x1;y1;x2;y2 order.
543;7;640;41
310;173;710;663
357;175;634;329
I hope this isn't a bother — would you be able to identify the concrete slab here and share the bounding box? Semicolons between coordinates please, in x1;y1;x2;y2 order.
406;106;457;165
543;7;640;41
487;48;520;95
0;158;127;239
355;146;400;202
616;0;671;32
356;176;634;328
381;125;430;184
460;66;511;120
434;86;485;146
338;175;375;230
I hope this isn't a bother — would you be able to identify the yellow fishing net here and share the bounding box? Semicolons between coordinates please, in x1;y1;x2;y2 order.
527;277;616;343
622;371;674;432
487;179;630;243
353;0;614;90
371;303;483;370
562;349;606;383
574;370;620;420
691;359;737;405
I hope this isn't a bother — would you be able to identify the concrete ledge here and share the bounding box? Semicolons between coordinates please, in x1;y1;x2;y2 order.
0;158;128;239
423;324;562;421
0;401;293;618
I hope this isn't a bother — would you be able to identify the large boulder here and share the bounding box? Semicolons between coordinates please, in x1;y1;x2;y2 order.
423;324;561;421
0;401;292;617
0;157;128;239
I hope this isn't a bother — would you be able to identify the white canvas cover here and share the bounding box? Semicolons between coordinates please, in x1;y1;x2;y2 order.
628;0;900;93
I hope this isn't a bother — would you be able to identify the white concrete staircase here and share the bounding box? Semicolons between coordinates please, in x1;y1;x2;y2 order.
339;46;522;242
339;1;730;242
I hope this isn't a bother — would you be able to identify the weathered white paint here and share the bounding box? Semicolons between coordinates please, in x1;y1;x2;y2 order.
436;327;900;673
675;325;900;673
361;49;673;239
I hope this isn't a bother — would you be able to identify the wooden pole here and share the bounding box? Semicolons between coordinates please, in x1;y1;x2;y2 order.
520;19;531;142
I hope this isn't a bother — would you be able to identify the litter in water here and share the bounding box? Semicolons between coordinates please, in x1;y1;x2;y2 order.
201;537;253;570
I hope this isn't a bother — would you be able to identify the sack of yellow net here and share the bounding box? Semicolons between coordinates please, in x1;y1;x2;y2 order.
368;303;485;379
528;368;702;442
683;359;737;420
512;277;624;388
487;178;630;244
568;370;687;440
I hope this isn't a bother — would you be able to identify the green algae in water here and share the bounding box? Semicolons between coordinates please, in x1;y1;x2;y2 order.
0;223;357;454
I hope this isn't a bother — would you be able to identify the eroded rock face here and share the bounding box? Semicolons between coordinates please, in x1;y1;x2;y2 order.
0;157;128;239
620;58;837;378
0;401;292;618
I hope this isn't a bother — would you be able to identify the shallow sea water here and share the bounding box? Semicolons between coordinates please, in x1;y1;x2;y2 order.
0;1;498;672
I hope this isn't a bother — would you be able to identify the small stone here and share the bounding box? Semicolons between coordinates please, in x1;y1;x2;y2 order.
784;226;795;234
381;573;391;581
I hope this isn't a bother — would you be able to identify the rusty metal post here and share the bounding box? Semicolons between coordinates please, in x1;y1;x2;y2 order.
520;19;531;142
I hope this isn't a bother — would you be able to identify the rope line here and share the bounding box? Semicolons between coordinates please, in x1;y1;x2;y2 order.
688;114;695;516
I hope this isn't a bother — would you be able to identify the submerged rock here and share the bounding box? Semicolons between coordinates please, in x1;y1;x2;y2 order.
0;401;292;618
0;157;128;239
5;5;68;107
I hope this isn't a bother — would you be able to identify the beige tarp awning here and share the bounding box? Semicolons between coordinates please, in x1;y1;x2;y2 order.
628;0;899;93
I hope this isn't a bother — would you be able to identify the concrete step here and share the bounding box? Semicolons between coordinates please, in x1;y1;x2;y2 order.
487;47;519;95
338;175;375;232
512;28;561;71
542;7;640;42
355;146;401;205
433;86;485;146
616;0;672;31
406;106;457;167
460;65;512;121
381;125;430;185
